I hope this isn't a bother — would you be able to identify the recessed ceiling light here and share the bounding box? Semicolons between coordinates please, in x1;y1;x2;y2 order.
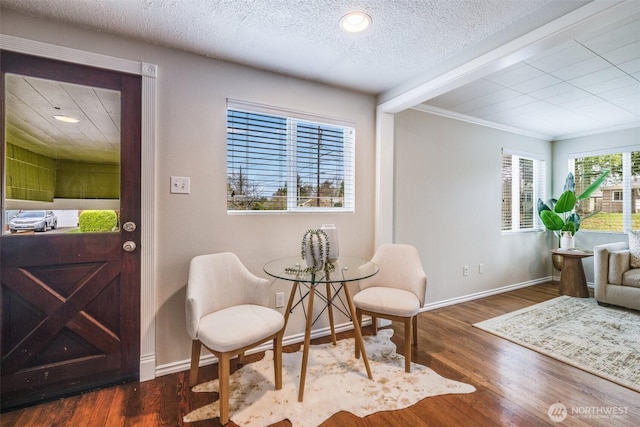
340;12;372;33
53;115;80;124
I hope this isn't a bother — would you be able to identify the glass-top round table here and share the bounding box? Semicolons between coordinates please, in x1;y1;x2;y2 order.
264;256;379;402
263;256;379;284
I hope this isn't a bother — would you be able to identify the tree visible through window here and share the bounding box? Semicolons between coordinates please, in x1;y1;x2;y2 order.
226;103;354;212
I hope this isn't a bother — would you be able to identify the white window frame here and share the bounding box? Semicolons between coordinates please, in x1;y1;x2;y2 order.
569;145;640;233
502;148;546;233
226;99;355;213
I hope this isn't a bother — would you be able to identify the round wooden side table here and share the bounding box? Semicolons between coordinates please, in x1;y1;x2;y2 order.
550;249;593;298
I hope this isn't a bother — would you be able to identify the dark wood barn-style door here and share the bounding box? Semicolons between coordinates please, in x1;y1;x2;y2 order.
1;51;142;411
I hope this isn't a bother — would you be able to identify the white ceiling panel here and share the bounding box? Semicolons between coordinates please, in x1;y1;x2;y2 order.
511;74;563;94
601;40;640;65
528;82;577;100
550;56;612;81
619;58;640;75
528;42;593;73
569;67;628;88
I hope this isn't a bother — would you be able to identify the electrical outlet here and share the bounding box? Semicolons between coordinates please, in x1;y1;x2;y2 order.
479;263;485;274
170;176;190;194
275;292;285;308
463;265;469;277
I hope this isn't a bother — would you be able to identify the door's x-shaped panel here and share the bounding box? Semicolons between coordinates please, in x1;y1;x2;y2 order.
1;260;122;375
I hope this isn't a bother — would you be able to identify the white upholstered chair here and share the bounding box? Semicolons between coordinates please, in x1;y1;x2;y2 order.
353;244;427;372
186;253;285;425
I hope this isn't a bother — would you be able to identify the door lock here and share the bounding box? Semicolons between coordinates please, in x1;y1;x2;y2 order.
122;241;137;252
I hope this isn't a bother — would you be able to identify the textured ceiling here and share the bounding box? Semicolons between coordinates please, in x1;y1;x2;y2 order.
1;0;639;150
0;0;578;94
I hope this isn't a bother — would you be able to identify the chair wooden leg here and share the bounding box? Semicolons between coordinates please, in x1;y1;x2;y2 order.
404;318;412;373
273;333;283;390
412;315;418;346
237;351;245;366
372;315;378;335
218;352;231;425
189;340;202;386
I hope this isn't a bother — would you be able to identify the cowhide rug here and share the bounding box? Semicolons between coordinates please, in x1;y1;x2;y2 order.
184;329;475;426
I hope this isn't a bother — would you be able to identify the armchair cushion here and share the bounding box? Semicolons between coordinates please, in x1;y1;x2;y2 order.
628;230;640;268
608;250;630;285
197;304;285;353
594;242;640;311
622;270;640;288
352;287;421;317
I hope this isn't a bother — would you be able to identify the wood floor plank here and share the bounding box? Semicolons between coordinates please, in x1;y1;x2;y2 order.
1;282;638;426
104;384;129;427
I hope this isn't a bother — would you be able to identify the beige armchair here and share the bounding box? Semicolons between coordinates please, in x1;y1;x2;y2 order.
353;244;427;372
186;253;285;425
593;242;640;311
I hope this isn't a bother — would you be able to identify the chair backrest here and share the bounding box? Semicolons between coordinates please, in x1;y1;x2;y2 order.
361;244;427;306
185;252;269;339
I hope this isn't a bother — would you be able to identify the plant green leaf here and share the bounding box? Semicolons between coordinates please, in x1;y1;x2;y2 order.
564;172;575;192
537;198;550;215
562;221;577;235
566;212;580;234
554;190;576;214
577;169;610;200
540;210;564;230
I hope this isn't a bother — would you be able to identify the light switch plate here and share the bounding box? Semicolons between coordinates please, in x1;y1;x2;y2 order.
170;176;190;194
275;292;285;308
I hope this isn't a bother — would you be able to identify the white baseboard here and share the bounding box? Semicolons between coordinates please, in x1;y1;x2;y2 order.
155;277;554;377
140;352;156;381
420;277;553;312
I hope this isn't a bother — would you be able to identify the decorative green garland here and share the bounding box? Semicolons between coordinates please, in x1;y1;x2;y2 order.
285;228;335;275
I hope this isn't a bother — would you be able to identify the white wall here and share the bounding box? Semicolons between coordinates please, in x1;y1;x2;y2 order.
1;9;377;369
552;127;640;282
393;109;553;304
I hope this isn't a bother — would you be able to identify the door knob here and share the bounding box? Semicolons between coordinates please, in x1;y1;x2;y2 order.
123;241;137;252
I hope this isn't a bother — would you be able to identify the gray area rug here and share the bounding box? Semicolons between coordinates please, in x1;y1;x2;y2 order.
184;329;475;426
474;296;640;392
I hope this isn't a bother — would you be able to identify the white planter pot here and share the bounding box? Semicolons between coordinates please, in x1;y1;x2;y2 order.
560;232;575;249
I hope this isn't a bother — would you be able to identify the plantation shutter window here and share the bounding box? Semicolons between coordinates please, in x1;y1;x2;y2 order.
501;154;513;231
226;100;355;212
501;149;545;232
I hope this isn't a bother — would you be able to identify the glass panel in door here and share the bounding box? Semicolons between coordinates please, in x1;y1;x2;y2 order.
3;73;120;235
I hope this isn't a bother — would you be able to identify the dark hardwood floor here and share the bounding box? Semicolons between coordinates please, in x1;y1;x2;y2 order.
2;282;638;426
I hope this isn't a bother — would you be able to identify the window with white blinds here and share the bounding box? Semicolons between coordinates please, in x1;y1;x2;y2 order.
226;100;355;212
501;150;545;232
570;148;640;232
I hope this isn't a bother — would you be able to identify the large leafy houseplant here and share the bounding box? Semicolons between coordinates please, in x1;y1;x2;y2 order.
537;170;610;238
